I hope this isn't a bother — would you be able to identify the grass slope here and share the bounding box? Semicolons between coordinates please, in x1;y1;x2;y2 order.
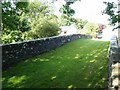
2;39;109;88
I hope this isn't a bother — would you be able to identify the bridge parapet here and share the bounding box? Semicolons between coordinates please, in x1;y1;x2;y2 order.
108;35;120;90
1;34;92;70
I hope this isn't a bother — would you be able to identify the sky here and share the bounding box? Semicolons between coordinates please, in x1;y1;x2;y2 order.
52;0;118;24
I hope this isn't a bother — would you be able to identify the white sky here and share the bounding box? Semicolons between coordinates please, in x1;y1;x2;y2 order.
52;0;118;24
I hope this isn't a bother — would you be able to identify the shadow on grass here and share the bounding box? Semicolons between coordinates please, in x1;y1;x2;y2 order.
2;39;109;88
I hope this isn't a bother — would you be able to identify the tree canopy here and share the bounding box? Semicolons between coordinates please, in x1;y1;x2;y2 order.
81;22;99;38
2;1;60;44
59;0;80;26
102;1;120;25
1;0;104;44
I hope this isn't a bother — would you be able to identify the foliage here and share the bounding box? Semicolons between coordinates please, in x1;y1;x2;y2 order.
2;1;29;31
2;30;23;44
97;24;106;33
59;0;80;26
24;2;60;39
26;16;60;39
59;15;88;30
2;39;109;88
2;1;60;44
81;22;99;38
2;1;30;44
102;1;120;25
0;31;2;44
59;14;73;26
75;19;88;30
60;3;75;17
25;1;52;21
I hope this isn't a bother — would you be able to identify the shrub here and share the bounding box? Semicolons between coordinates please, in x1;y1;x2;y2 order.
27;17;60;39
2;30;23;44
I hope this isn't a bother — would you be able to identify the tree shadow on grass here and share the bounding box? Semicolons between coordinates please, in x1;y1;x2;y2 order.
2;39;109;88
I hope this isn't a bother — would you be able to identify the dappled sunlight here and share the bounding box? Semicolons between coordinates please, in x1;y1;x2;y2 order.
94;78;106;88
89;59;96;63
50;56;55;59
88;83;92;87
79;46;83;49
2;39;109;88
58;61;61;64
84;77;88;80
94;55;98;58
79;46;86;49
7;75;28;87
67;85;76;89
103;49;108;52
74;54;80;59
99;66;104;70
51;76;57;80
32;58;50;62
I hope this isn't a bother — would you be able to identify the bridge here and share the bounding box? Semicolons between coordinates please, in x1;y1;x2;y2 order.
2;34;109;88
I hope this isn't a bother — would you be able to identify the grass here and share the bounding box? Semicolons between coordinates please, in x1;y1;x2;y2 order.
2;39;109;88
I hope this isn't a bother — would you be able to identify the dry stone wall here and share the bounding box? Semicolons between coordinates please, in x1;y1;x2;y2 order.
108;35;120;90
2;34;92;70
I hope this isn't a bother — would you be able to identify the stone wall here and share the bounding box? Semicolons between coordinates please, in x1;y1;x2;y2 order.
108;35;120;90
2;34;91;70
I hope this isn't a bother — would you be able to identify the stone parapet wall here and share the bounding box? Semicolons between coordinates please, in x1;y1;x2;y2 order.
108;35;120;90
1;34;92;70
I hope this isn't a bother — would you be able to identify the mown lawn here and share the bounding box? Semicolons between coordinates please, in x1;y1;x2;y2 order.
2;39;109;88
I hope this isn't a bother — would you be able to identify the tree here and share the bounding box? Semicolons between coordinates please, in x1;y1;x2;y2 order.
25;1;52;21
26;17;60;39
81;22;99;38
2;1;30;44
2;1;60;44
75;19;88;30
24;1;60;40
97;24;106;34
2;1;29;31
102;1;120;25
60;2;75;17
59;0;80;26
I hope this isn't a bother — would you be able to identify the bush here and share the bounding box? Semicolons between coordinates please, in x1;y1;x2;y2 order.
80;22;99;38
2;30;23;44
27;17;60;39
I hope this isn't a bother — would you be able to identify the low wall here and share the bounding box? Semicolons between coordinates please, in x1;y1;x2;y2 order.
2;34;92;70
108;35;120;89
108;36;120;63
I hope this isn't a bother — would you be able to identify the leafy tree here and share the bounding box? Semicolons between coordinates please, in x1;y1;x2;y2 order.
26;17;60;39
60;2;75;17
59;0;81;17
102;1;120;44
2;1;29;31
75;19;88;30
81;22;99;38
59;0;80;26
2;30;23;44
23;2;60;40
59;14;72;26
2;1;30;44
2;1;60;44
97;24;106;34
25;1;52;21
102;1;120;25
